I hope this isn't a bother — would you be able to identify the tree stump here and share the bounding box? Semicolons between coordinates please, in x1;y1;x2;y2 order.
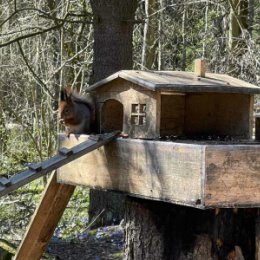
125;197;256;260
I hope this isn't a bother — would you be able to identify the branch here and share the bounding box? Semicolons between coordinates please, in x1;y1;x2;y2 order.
146;0;226;19
0;8;47;28
227;0;246;31
45;44;90;85
0;23;62;48
2;26;56;36
17;41;55;99
0;7;92;28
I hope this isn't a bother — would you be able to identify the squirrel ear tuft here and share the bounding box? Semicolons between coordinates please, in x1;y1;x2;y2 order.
60;88;71;103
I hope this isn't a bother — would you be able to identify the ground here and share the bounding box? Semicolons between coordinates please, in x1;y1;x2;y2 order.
46;225;124;260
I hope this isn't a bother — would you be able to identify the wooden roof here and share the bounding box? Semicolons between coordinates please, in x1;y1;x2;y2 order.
88;70;260;94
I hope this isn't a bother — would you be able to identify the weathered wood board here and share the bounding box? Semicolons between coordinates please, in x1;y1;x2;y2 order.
94;77;254;140
14;173;75;260
96;79;160;139
57;135;204;207
57;135;260;208
89;70;260;93
204;145;260;207
184;93;253;139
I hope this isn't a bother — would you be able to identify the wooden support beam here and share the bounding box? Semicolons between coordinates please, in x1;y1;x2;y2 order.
14;172;75;260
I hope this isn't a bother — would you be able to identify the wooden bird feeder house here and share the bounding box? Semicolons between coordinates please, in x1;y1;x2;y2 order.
14;60;260;260
57;66;260;209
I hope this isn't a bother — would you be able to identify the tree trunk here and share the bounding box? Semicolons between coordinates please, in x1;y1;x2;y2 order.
89;0;137;227
125;197;256;260
90;0;137;82
228;0;248;51
141;0;159;70
248;0;254;36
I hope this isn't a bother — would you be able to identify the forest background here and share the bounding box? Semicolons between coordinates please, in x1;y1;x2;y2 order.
0;0;259;256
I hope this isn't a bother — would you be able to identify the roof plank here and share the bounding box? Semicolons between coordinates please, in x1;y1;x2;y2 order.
88;70;260;94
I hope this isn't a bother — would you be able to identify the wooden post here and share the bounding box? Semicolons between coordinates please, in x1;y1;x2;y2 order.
194;59;206;77
14;172;75;260
255;116;260;141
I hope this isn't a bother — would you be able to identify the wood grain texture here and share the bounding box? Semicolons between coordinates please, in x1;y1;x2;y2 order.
95;78;254;140
160;94;185;136
57;136;204;207
88;70;260;94
58;135;260;208
14;173;75;260
194;59;206;77
204;145;260;207
184;93;251;139
96;79;159;138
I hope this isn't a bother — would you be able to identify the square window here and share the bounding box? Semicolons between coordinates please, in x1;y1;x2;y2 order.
139;116;146;125
132;104;139;113
131;104;146;125
131;115;139;125
140;104;146;113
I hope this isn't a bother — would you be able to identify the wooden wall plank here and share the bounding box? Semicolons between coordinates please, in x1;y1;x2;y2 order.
160;94;185;136
96;79;159;138
14;173;75;260
57;135;260;208
57;136;203;207
185;93;251;139
204;145;260;207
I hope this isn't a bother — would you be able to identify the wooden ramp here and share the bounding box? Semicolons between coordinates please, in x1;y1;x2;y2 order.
0;132;118;260
0;132;118;197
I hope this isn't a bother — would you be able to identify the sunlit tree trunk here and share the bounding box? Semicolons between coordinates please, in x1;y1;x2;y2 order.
158;0;163;70
228;0;248;51
141;0;159;70
248;0;254;36
181;4;187;70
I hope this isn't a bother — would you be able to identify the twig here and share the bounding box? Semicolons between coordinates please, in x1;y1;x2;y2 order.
0;23;63;48
85;208;105;230
45;44;90;85
17;41;55;99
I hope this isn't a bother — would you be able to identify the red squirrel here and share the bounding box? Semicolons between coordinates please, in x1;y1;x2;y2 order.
59;88;95;136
